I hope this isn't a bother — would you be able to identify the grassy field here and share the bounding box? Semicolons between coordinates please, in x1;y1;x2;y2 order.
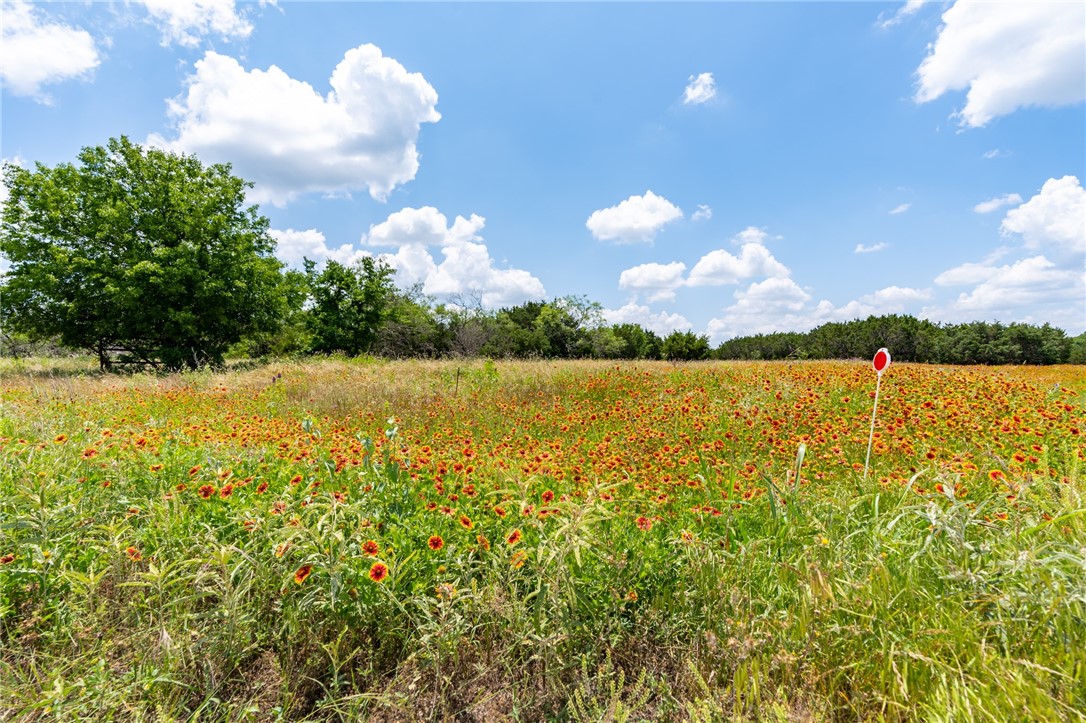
1;358;1084;721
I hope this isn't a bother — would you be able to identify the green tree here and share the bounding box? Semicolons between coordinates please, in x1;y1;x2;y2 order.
661;330;710;361
304;256;397;356
0;136;285;370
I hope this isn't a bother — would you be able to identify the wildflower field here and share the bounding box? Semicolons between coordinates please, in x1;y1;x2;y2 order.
1;358;1084;721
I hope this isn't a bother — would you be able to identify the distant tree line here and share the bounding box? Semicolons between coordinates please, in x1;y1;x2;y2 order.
2;137;1081;369
715;315;1086;365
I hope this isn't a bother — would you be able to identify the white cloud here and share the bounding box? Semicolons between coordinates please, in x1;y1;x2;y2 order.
691;204;712;222
0;0;100;102
138;0;253;47
860;286;932;306
925;255;1084;330
889;203;911;215
682;72;717;105
586;190;683;244
982;148;1007;159
1000;176;1086;255
973;193;1022;214
855;242;888;254
618;262;687;302
732;226;770;246
364;206;484;248
878;0;927;29
916;1;1086;128
363;207;544;308
934;261;999;287
147;45;440;206
269;228;368;268
687;242;789;287
603;302;692;336
707;282;933;342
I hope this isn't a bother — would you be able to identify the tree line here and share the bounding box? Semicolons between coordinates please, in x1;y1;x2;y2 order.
2;137;1081;369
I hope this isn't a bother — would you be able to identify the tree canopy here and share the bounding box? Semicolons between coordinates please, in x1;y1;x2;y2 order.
1;137;285;370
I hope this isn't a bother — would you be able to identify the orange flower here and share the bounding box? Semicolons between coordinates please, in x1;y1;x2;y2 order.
293;564;313;585
255;481;268;494
510;550;527;569
274;542;291;558
150;464;164;472
54;434;68;443
459;515;474;530
198;484;216;499
988;470;1005;481
82;448;98;459
428;535;445;551
289;474;303;485
125;546;142;562
362;540;379;556
541;489;554;504
219;484;234;499
1;554;16;564
506;529;522;545
635;516;652;531
368;562;388;583
188;465;201;476
493;506;506;518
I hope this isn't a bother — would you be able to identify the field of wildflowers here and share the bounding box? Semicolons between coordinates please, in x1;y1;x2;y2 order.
1;358;1084;720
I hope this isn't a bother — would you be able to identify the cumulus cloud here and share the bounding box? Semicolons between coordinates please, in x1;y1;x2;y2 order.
732;226;770;246
586;190;683;244
855;242;888;254
687;242;789;287
603;302;692;336
617;262;687;303
925;255;1084;330
361;207;544;308
691;204;712;221
269;228;369;268
1000;176;1086;255
915;1;1086;128
0;0;100;101
682;72;717;105
138;0;254;47
889;203;911;215
973;193;1022;214
706;282;932;343
147;45;440;205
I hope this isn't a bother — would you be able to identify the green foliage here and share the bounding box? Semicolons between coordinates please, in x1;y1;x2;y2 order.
661;330;711;361
717;314;1075;365
0;137;285;370
304;256;397;356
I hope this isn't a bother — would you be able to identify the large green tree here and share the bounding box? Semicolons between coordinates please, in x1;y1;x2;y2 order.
304;256;397;356
1;137;285;370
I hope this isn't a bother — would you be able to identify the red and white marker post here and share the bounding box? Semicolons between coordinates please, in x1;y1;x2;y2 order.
863;348;891;482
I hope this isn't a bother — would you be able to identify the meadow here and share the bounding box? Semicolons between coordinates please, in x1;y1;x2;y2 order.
1;358;1084;721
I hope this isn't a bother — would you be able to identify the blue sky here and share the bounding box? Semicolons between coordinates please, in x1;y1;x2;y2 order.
2;0;1084;340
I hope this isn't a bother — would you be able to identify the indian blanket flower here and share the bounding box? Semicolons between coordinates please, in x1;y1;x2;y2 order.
428;535;445;551
368;562;388;582
362;540;380;556
510;550;527;569
125;546;142;561
459;515;474;530
293;564;313;585
0;554;14;565
506;529;522;545
635;516;652;531
198;484;216;499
